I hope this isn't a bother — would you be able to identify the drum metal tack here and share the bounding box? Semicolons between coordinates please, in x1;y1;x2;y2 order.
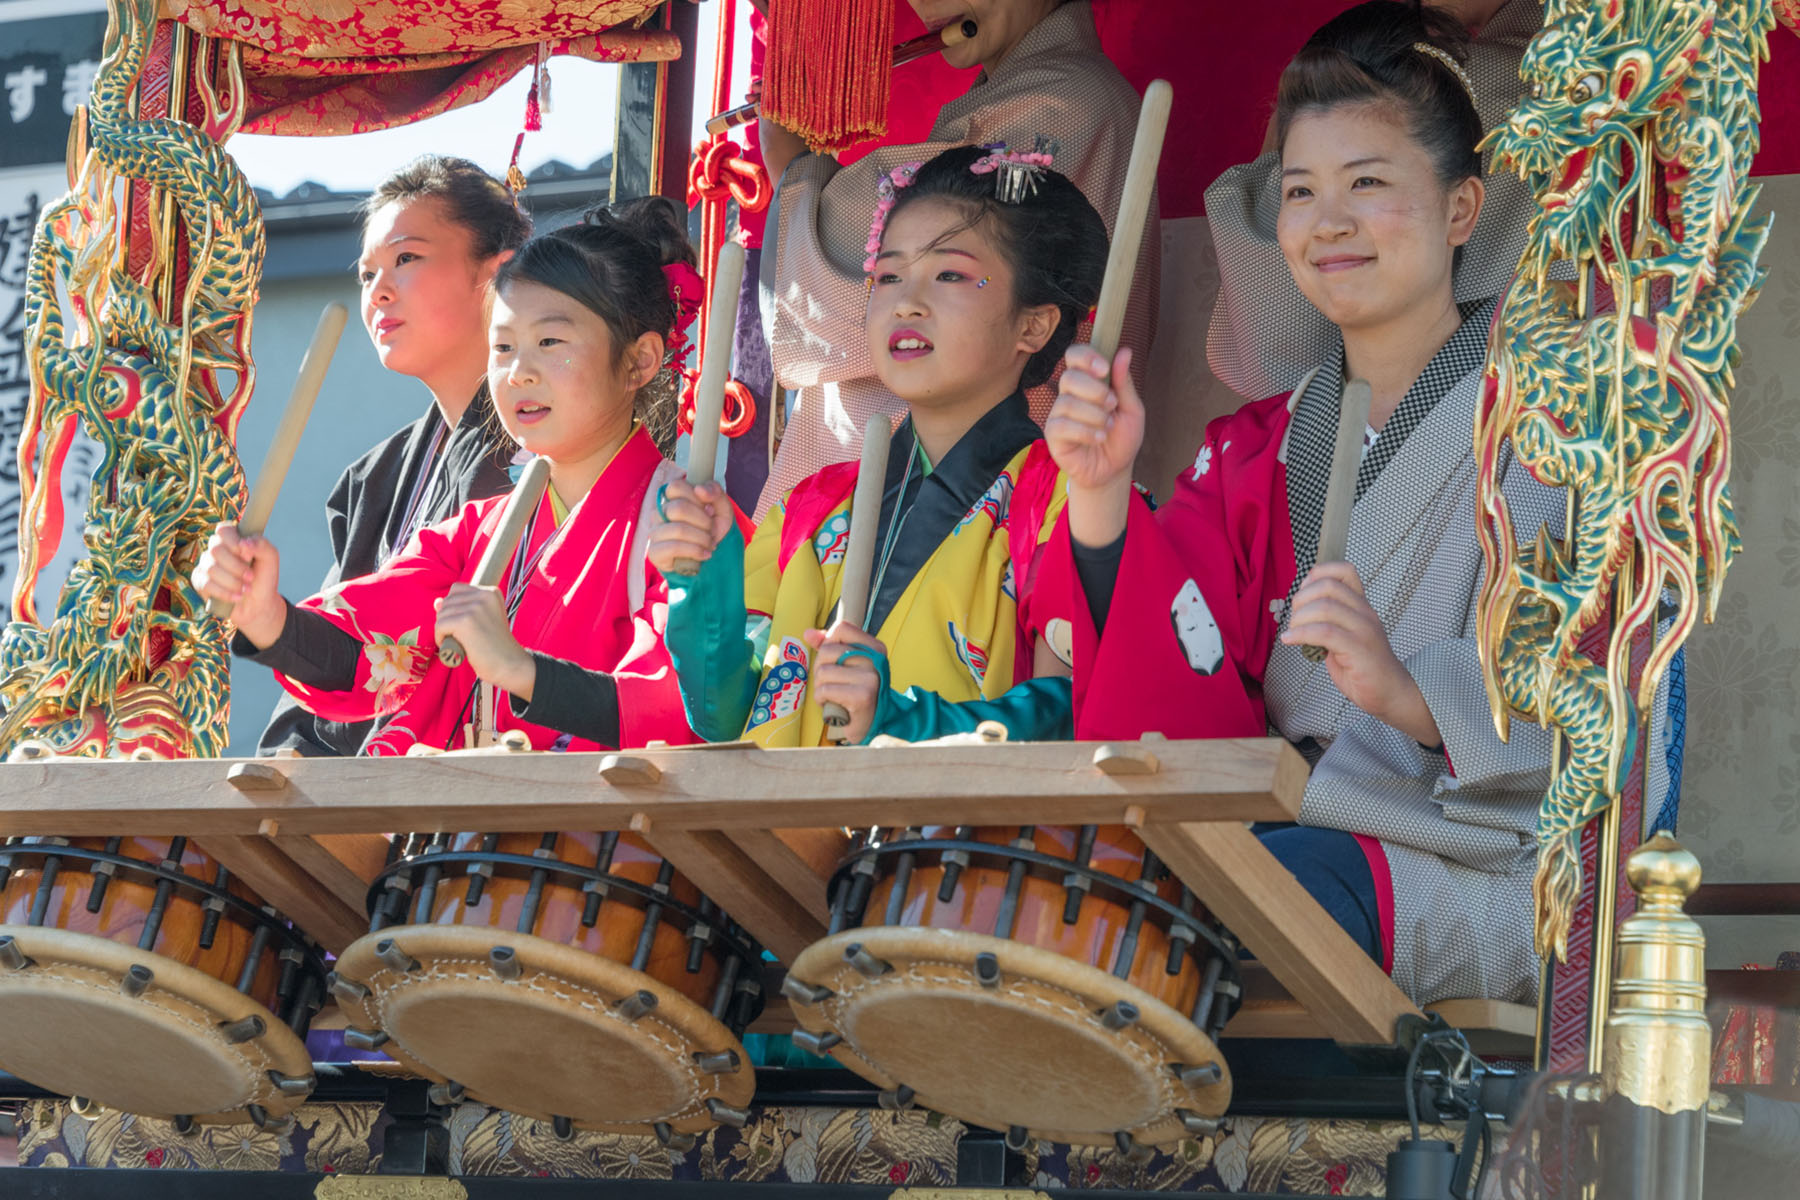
327;971;370;1003
615;989;658;1020
268;1070;315;1097
779;976;832;1005
247;1105;293;1133
1177;1109;1222;1137
791;1029;841;1055
653;1121;697;1152
0;935;33;970
121;963;154;997
427;1080;466;1106
843;942;892;978
693;1049;741;1074
706;1097;751;1128
489;945;522;980
1171;1060;1223;1088
877;1085;915;1111
219;1014;266;1044
552;1115;575;1141
343;1026;390;1050
171;1115;196;1137
974;951;1002;988
375;938;421;974
1099;1000;1140;1031
1005;1125;1030;1152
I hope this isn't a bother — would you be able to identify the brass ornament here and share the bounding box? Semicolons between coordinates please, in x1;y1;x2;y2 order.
1602;834;1709;1114
1475;0;1776;960
314;1178;469;1200
0;0;261;758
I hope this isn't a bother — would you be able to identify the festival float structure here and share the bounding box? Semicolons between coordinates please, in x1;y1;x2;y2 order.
0;0;1794;1195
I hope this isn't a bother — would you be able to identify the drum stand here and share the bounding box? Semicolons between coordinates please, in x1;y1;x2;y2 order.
0;737;1553;1197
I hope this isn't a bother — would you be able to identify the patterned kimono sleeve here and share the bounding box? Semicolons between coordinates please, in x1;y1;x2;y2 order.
1405;459;1562;801
276;505;479;723
1064;424;1269;742
663;521;763;744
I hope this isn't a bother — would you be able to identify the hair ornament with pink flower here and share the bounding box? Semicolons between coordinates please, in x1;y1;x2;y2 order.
970;135;1060;203
863;160;924;274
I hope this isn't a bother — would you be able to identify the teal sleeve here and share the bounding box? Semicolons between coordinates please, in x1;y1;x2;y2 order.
841;646;1074;744
663;523;761;742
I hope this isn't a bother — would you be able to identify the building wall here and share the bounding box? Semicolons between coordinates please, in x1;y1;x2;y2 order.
1142;178;1800;970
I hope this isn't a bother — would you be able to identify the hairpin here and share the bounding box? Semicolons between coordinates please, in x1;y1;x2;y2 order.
1412;42;1478;108
864;160;924;274
971;134;1059;204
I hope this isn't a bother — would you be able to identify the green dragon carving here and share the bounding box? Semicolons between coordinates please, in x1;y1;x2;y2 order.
0;0;262;758
1476;0;1773;958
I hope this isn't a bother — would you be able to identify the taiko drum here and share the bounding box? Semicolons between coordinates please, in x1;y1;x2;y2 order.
332;829;763;1146
785;823;1242;1149
0;835;326;1127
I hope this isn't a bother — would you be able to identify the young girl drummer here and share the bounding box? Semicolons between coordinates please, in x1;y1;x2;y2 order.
1044;2;1569;1005
195;199;719;755
649;144;1108;747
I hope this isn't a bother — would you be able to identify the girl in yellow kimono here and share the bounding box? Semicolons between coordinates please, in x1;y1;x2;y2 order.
649;144;1109;746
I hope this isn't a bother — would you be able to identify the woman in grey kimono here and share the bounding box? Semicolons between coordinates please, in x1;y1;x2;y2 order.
754;0;1156;517
1041;1;1669;1006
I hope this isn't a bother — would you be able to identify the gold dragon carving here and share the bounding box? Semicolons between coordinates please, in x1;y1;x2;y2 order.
1476;0;1775;959
0;0;260;758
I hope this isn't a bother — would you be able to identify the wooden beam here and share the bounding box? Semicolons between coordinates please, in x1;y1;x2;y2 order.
0;739;1307;837
1137;820;1418;1046
636;821;827;963
268;833;388;916
724;828;848;925
193;835;370;955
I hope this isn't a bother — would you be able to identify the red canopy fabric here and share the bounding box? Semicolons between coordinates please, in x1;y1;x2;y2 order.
161;0;679;135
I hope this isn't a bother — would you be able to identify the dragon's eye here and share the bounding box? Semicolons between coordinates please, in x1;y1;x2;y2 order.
1569;73;1603;103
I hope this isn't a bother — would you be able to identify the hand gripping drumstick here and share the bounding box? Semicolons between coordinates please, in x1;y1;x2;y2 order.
1301;377;1373;663
1089;79;1173;359
670;241;747;576
208;301;349;619
437;456;553;668
704;20;978;136
821;414;892;743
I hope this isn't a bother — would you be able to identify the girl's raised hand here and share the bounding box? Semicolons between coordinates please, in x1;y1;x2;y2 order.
1045;345;1144;492
647;480;735;576
1045;345;1143;547
433;584;537;698
192;524;285;648
803;621;886;745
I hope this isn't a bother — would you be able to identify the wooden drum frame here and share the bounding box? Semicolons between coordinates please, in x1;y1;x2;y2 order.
0;835;326;1128
785;825;1242;1149
331;830;764;1147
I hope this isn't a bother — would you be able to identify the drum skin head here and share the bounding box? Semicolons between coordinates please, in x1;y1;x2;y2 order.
0;927;313;1125
334;925;753;1136
788;927;1232;1147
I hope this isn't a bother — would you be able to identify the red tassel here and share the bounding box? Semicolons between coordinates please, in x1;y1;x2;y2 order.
761;0;894;154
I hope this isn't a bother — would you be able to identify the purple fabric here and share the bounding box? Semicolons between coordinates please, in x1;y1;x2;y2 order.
724;245;775;511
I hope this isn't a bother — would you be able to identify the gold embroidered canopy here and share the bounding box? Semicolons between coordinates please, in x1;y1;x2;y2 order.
155;0;680;134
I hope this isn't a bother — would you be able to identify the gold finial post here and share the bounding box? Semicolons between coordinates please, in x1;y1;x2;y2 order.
1598;832;1708;1199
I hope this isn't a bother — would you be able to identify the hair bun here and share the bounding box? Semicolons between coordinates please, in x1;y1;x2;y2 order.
579;195;697;270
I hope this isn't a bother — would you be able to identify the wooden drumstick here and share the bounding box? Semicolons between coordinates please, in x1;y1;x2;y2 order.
438;456;553;668
208;301;348;619
1089;79;1172;359
671;241;747;576
821;414;892;742
1301;377;1373;663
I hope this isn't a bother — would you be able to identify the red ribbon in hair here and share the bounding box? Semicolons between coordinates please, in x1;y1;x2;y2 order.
662;261;705;368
